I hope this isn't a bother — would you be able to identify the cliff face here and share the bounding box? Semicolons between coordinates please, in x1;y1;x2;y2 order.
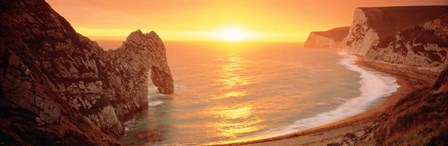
332;6;448;145
343;6;448;55
365;14;448;72
0;0;173;145
304;27;349;48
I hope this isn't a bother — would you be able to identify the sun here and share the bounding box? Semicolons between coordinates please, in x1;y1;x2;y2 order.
213;26;254;42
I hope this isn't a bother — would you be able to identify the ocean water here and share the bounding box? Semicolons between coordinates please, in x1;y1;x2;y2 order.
100;41;399;145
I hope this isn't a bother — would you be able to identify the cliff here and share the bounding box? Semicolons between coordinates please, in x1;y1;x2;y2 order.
344;6;448;55
324;6;448;145
304;26;350;48
0;0;173;145
365;13;448;72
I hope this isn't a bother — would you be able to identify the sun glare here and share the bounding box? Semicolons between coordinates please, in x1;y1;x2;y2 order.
214;26;254;42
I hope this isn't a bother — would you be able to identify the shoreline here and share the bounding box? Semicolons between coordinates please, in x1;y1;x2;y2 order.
217;53;423;146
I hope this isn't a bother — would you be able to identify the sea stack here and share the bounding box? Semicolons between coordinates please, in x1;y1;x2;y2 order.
0;0;173;145
304;27;350;48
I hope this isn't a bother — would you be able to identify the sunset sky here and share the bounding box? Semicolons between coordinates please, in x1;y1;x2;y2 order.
47;0;448;42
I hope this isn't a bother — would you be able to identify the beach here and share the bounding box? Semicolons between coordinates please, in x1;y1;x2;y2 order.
3;1;447;145
219;53;433;146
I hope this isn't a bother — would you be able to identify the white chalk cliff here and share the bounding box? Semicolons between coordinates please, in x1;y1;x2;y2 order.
304;27;350;48
365;13;448;72
307;6;448;72
305;6;448;145
343;6;448;56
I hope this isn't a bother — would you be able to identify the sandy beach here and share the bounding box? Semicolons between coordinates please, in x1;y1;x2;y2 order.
218;55;434;146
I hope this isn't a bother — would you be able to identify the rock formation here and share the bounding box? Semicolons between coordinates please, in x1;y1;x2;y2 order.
365;13;448;72
0;0;173;145
343;6;448;55
317;6;448;145
304;26;350;48
301;6;448;145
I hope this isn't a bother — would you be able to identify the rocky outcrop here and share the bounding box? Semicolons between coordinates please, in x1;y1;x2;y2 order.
0;0;173;145
365;13;448;72
343;6;448;55
304;26;349;48
102;30;174;123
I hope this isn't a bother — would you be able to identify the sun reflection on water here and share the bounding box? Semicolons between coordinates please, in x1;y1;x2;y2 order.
209;105;261;138
219;57;249;89
211;91;247;100
207;55;262;140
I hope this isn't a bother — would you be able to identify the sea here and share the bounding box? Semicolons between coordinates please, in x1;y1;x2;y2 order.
97;41;399;145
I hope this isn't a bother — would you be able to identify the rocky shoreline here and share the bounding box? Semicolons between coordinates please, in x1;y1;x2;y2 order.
306;6;448;72
217;58;418;145
285;6;448;145
1;1;447;145
224;5;448;145
0;0;173;145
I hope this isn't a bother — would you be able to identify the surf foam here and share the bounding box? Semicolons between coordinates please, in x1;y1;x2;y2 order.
148;100;164;107
239;51;400;141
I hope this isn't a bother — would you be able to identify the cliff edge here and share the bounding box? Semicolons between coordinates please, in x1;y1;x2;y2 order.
365;13;448;72
304;27;350;48
303;5;448;145
0;0;173;145
343;6;448;56
345;6;448;144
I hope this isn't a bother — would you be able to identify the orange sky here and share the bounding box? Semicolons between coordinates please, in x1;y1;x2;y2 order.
47;0;448;42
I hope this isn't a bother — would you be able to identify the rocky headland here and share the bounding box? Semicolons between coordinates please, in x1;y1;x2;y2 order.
304;27;350;48
310;6;448;145
1;1;447;145
251;5;448;145
0;0;173;145
343;6;448;55
305;6;448;73
345;6;448;145
364;13;448;72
